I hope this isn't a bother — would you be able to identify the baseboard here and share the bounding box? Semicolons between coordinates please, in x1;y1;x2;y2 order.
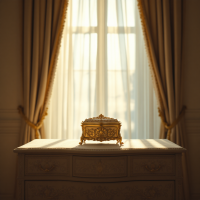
0;194;14;200
191;193;200;200
1;193;200;200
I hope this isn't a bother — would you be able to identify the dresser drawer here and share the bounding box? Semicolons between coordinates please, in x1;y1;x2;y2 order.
25;155;70;176
131;155;175;176
25;181;174;200
73;156;127;177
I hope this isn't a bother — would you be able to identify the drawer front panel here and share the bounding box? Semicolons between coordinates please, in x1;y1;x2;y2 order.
25;155;70;176
25;181;174;200
73;156;127;177
131;155;175;176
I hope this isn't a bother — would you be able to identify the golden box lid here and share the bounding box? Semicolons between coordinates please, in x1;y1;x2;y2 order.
80;114;123;145
81;114;121;125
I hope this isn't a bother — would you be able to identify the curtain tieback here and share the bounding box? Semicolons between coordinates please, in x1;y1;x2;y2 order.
158;106;186;140
18;106;48;139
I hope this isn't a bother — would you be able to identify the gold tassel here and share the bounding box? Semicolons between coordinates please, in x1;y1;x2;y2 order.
18;106;48;139
158;106;186;140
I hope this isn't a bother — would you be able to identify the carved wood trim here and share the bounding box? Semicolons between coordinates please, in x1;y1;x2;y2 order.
131;155;175;176
25;181;174;200
73;156;127;177
25;155;70;176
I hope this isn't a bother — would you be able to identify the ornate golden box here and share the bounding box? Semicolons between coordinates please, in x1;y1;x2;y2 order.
79;114;123;145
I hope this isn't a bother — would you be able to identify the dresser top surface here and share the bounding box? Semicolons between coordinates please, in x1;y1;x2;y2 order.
14;139;186;154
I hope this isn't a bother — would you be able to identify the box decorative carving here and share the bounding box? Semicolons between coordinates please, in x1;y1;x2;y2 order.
79;114;123;145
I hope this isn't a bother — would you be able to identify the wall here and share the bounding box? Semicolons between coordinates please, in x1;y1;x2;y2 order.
183;0;200;199
0;0;23;199
0;0;200;199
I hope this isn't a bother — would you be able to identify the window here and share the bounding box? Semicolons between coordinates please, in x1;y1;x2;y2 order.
44;0;160;139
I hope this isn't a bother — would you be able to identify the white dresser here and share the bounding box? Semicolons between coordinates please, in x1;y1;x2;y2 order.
13;139;186;200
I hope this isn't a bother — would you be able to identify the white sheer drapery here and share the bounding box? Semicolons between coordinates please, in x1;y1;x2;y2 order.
44;0;160;140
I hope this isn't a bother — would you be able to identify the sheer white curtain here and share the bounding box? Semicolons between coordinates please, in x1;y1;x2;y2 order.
44;0;160;140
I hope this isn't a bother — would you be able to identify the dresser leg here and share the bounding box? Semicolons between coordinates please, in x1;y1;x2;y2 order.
176;179;184;200
176;154;184;200
16;154;24;200
16;179;24;200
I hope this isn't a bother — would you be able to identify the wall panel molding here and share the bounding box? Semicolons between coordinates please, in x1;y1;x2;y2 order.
0;120;21;134
185;109;200;134
185;109;200;120
0;109;21;134
0;109;20;120
185;120;200;134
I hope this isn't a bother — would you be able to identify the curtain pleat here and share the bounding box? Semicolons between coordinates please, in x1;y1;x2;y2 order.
44;0;160;141
137;0;190;199
19;0;69;145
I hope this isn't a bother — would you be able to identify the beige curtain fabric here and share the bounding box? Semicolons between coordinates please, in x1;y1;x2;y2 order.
18;0;69;145
137;0;190;199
